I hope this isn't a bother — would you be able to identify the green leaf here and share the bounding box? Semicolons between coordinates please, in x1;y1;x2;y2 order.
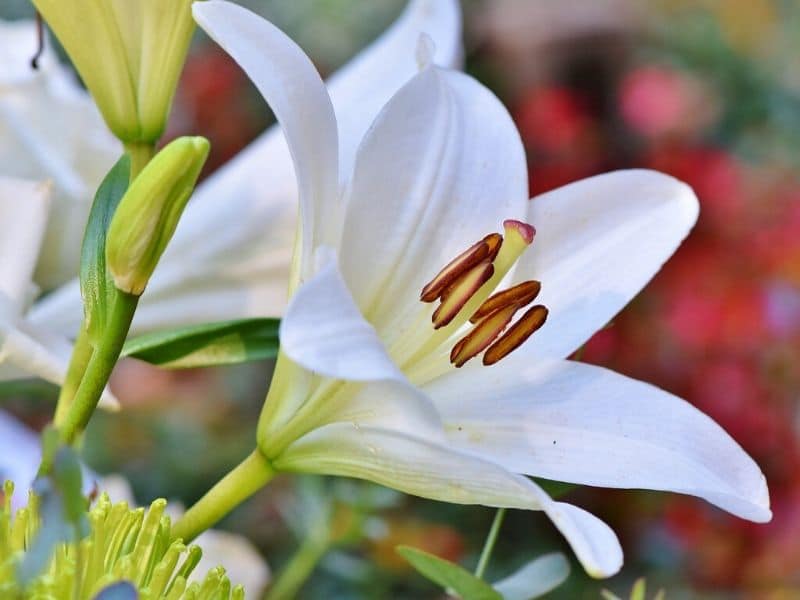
93;581;139;600
397;546;502;600
80;155;131;342
121;318;280;369
491;553;570;600
630;578;647;600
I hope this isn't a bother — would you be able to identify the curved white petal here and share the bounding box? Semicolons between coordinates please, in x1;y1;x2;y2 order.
29;0;463;336
0;410;42;510
339;67;528;342
280;252;402;382
330;0;462;179
427;358;770;523
514;170;699;359
275;423;622;577
0;177;50;310
0;319;119;410
193;0;339;283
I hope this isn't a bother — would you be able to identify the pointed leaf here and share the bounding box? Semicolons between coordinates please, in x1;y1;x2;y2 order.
492;553;570;600
121;318;280;368
396;545;502;600
80;155;130;342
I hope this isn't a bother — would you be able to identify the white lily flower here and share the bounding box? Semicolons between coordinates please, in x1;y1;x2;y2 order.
191;0;770;578
28;0;462;336
0;19;120;290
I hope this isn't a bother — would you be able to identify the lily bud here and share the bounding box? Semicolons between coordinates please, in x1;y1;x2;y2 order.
31;0;196;144
106;137;209;295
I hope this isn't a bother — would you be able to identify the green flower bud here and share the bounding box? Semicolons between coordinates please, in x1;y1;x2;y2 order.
106;136;209;296
31;0;197;144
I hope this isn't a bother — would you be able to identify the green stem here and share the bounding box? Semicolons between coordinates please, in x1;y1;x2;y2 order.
171;450;274;544
53;324;94;426
124;142;156;180
474;508;506;579
57;291;139;445
265;533;331;600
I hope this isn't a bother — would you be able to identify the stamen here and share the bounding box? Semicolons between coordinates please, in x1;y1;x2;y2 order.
470;280;541;323
483;305;548;366
451;303;519;367
31;13;44;70
420;233;502;302
432;260;494;328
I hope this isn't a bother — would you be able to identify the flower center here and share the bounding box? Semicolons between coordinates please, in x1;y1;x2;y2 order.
419;219;548;367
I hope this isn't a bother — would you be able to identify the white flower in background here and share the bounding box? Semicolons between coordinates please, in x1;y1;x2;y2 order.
191;0;770;578
0;19;120;290
0;410;270;598
0;177;117;407
29;0;462;336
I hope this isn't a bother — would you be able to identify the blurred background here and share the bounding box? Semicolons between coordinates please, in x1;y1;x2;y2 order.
3;0;800;597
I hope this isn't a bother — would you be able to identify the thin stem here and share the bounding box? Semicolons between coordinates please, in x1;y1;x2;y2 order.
124;142;155;180
53;325;94;426
474;508;506;579
57;291;139;445
171;450;274;544
265;533;331;600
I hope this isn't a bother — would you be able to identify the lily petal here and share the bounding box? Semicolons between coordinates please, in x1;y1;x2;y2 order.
275;422;622;577
280;251;403;382
427;357;771;523
513;170;699;359
339;67;528;343
0;177;50;311
193;0;339;285
28;0;463;336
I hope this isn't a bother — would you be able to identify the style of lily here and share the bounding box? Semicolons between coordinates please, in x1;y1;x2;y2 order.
0;19;119;289
29;0;462;337
0;176;117;407
172;0;770;578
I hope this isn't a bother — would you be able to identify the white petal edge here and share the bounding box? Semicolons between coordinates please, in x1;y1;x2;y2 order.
275;422;622;577
0;319;119;410
427;357;771;523
193;0;339;284
279;251;403;382
0;177;51;310
513;169;699;359
492;553;570;600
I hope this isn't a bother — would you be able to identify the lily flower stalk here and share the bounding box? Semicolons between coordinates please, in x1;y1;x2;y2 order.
172;0;770;578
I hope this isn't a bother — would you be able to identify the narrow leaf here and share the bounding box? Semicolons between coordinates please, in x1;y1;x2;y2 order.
121;318;280;369
80;155;131;342
492;553;570;600
397;545;502;600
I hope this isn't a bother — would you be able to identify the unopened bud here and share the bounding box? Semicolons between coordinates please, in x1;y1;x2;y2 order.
32;0;196;144
106;137;209;295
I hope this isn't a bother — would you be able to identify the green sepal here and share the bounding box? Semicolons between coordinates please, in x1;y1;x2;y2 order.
80;155;131;344
396;545;502;600
121;318;280;369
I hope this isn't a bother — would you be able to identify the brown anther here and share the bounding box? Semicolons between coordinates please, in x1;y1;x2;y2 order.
483;304;548;366
432;260;494;329
451;303;519;367
469;280;541;323
420;233;503;302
